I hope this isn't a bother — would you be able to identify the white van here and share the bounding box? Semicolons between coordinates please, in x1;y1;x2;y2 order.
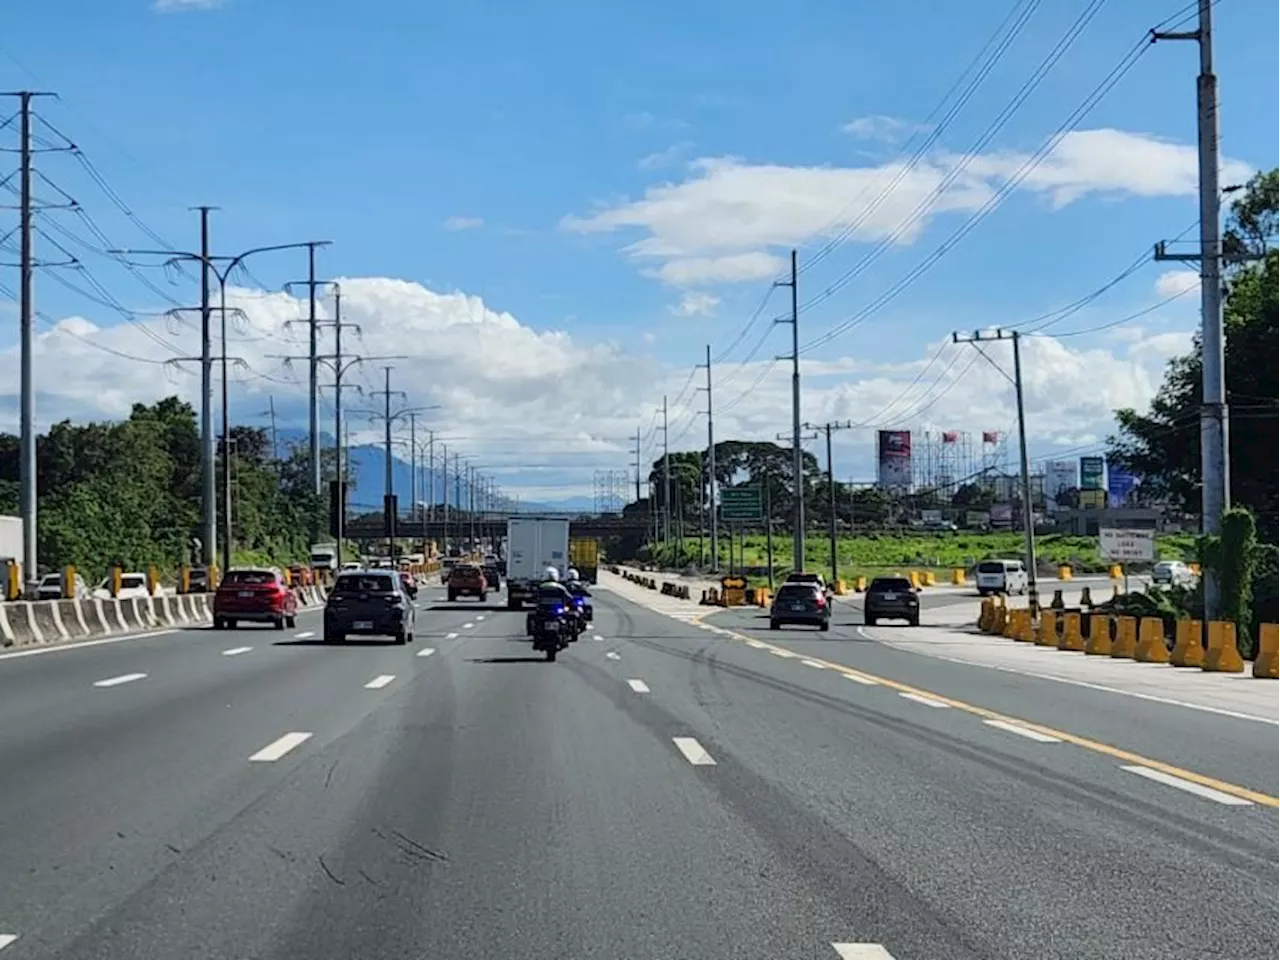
975;559;1028;596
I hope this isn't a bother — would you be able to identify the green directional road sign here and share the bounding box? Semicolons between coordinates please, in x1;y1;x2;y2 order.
720;486;763;521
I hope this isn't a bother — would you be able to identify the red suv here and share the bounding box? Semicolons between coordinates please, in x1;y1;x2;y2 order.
447;564;488;602
213;567;298;630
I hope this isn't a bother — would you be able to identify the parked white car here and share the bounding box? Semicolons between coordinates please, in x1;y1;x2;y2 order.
93;572;152;600
36;572;91;600
1151;560;1195;588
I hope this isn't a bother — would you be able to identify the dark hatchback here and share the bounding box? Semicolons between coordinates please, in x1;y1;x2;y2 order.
481;561;502;590
323;571;416;644
769;583;831;631
863;576;920;626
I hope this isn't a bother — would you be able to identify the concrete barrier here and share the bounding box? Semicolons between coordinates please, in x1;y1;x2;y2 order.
0;603;13;645
1201;621;1244;673
1036;610;1059;646
31;600;65;644
1058;612;1085;652
1058;565;1073;581
84;598;116;634
106;598;130;632
191;595;211;620
1110;616;1137;659
1134;617;1170;663
1254;624;1278;679
951;568;965;585
156;594;178;626
119;597;146;631
57;598;90;638
1170;619;1204;668
1084;614;1112;656
6;602;43;646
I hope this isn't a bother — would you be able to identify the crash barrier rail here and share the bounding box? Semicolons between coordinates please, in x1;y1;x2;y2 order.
977;595;1276;679
0;583;330;651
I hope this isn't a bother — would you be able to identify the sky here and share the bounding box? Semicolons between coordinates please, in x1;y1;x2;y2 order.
0;0;1276;501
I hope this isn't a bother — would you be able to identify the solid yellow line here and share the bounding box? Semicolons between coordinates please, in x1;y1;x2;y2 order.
725;629;1279;808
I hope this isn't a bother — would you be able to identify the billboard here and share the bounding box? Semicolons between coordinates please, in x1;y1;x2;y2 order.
1080;456;1106;491
1045;460;1078;513
877;430;912;491
1107;461;1140;506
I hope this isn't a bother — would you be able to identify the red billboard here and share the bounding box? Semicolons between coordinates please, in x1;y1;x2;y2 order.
877;430;912;491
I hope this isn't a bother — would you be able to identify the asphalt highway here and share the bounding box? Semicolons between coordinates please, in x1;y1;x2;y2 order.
0;581;1274;959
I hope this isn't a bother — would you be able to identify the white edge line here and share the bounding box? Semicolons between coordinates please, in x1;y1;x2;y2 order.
0;628;176;661
672;736;716;766
416;647;436;658
626;679;650;693
1121;764;1254;806
801;659;827;669
248;732;313;762
293;630;315;639
0;933;17;951
984;719;1062;743
832;944;896;959
92;672;147;688
844;673;879;686
364;674;396;689
856;627;1279;726
221;646;253;656
899;691;949;709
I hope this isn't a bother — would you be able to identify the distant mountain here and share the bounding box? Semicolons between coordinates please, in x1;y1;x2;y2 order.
267;427;595;514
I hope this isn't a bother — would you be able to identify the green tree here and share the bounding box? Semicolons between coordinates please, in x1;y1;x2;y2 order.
1109;169;1279;541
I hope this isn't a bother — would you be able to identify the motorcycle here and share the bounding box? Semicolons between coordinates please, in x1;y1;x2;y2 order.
531;603;572;661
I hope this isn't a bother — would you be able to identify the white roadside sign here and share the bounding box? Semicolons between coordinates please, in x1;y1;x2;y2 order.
1099;528;1155;562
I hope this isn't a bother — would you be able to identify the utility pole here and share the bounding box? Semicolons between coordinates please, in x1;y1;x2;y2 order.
196;205;216;571
439;441;449;555
698;344;719;573
4;91;53;593
777;428;818;573
774;249;804;572
953;329;1039;611
804;420;854;586
283;242;331;497
408;412;418;550
468;466;478;548
661;396;671;548
265;395;279;464
1150;0;1261;620
631;427;642;503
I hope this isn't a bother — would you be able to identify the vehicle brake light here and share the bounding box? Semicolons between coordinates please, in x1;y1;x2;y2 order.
815;595;826;608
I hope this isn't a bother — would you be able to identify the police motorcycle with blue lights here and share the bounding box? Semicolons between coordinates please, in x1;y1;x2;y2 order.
564;568;593;628
527;567;575;661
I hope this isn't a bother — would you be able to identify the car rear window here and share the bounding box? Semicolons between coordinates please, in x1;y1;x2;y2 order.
223;570;277;586
333;574;396;595
776;584;818;600
869;578;913;592
121;575;147;590
786;573;822;583
976;561;1006;574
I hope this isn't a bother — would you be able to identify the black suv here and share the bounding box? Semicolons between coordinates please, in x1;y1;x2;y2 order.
323;570;416;644
863;576;920;626
770;583;831;631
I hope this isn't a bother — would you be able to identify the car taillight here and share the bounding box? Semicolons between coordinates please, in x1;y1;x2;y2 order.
815;595;826;608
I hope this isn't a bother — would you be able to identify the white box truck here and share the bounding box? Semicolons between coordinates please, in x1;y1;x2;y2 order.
505;516;570;609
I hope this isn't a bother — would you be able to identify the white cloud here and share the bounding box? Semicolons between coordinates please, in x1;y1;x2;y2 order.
648;252;786;287
564;128;1251;289
841;115;931;144
1154;269;1200;299
638;141;694;171
669;292;720;318
443;216;484;231
153;0;224;10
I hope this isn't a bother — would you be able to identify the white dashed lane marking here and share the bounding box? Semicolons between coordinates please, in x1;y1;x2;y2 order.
476;615;485;621
593;634;604;642
463;623;474;630
445;632;458;640
844;673;879;686
416;647;436;658
364;674;396;690
672;737;716;766
248;732;313;763
770;648;797;658
294;631;315;639
605;651;622;661
93;673;147;688
626;679;650;693
221;646;252;656
899;692;949;709
984;719;1062;743
801;659;827;669
1122;765;1254;806
833;945;896;959
0;934;17;951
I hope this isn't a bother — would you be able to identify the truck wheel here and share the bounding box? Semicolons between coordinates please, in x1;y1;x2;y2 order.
508;596;520;610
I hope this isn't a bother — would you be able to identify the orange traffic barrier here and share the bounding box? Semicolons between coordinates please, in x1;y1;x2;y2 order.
1058;612;1085;652
1170;619;1204;667
1135;617;1170;663
1084;614;1113;656
1254;624;1278;679
1202;620;1244;673
1110;616;1138;659
1036;610;1059;646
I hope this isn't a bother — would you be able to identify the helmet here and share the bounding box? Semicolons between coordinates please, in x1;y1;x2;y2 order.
543;566;560;582
567;568;580;582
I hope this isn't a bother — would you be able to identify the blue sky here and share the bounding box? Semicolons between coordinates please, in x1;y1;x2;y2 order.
0;0;1276;497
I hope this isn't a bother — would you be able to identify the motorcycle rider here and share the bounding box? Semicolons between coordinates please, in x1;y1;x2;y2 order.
527;566;575;636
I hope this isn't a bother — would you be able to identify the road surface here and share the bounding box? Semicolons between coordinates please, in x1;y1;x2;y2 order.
0;580;1273;959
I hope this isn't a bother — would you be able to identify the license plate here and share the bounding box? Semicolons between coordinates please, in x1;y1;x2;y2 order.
790;603;804;611
882;592;897;600
353;620;373;630
544;621;560;630
239;590;254;598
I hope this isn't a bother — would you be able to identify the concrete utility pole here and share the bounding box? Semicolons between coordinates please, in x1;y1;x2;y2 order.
777;429;818;573
804;420;854;586
774;249;804;571
698;344;719;573
631;427;642;503
1150;0;1262;620
283;242;332;497
953;329;1039;612
661;396;671;548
